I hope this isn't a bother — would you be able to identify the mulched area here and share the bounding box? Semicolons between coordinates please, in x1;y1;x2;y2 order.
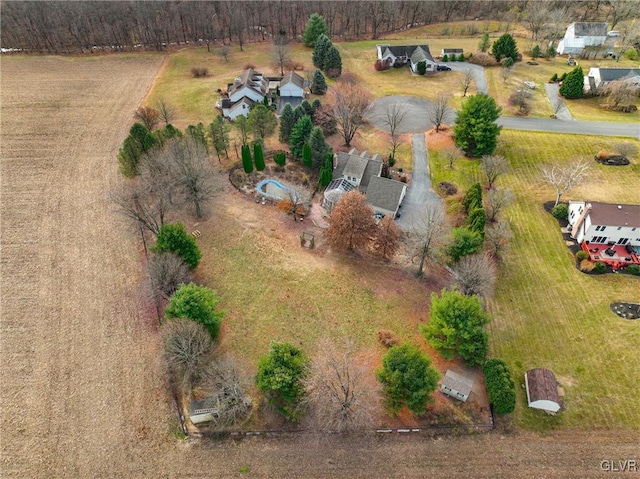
610;302;640;320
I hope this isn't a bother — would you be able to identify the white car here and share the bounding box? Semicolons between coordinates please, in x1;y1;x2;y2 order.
523;81;536;89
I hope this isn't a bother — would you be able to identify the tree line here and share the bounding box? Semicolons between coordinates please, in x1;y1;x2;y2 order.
0;0;604;54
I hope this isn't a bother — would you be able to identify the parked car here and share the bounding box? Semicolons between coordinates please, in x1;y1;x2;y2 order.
436;64;452;71
523;81;536;89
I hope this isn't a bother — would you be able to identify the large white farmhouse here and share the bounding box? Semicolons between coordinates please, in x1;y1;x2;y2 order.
556;22;613;55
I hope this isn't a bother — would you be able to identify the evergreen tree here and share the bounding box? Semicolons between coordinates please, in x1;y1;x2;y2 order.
308;127;331;170
165;283;224;340
293;105;305;123
417;61;427;75
442;54;449;62
559;66;584;99
467;207;487;238
448;227;483;263
289;116;313;158
462;183;483;213
491;33;518;63
301;100;314;118
273;150;287;166
117;123;156;178
479;32;490;52
312;35;331;69
241;144;253;173
312;98;322;112
483;359;516;414
186;122;207;150
247;104;277;141
303;13;329;47
323;44;342;78
310;69;327;95
302;143;312;168
453;94;502;157
254;142;265;171
279;103;296;143
153;223;202;270
208;115;230;160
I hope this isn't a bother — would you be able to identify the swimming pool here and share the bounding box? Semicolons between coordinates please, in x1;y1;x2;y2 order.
256;179;295;201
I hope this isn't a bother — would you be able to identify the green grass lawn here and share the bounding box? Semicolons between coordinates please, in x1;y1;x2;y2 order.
429;130;640;430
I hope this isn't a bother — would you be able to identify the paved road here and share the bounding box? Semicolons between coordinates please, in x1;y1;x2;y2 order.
543;82;574;121
369;95;640;139
396;133;443;231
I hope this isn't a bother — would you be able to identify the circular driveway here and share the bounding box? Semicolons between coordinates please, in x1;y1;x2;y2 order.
367;95;455;134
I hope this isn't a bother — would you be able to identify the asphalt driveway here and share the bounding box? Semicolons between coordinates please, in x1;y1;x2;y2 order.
367;95;456;134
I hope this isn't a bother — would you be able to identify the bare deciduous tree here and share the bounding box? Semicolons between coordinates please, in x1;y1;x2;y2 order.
615;19;640;61
485;188;514;222
199;356;253;428
217;44;231;62
481;155;510;189
303;338;378;433
601;80;639;108
525;0;552;40
452;253;497;299
382;104;408;160
501;64;513;84
270;34;291;76
134;106;161;130
148;252;192;302
163;319;214;394
327;80;372;146
372;215;402;260
608;0;640;30
156;98;176;126
110;182;169;237
540;159;591;206
614;142;639;160
485;219;513;259
429;93;453;132
326;191;378;252
460;69;474;97
406;203;448;277
441;146;463;169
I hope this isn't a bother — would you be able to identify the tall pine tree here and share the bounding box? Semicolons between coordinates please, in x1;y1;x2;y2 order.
279;103;296;143
241;144;253;173
303;13;329;47
302;143;312;168
324;44;342;78
308;127;331;170
312;34;331;69
254;142;265;171
289;116;313;158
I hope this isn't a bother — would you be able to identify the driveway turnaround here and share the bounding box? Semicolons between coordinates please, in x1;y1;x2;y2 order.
445;63;488;95
396;133;443;231
367;95;456;134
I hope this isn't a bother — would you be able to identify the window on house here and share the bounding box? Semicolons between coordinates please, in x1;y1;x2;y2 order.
570;211;575;218
601;226;607;231
617;227;622;230
618;238;629;245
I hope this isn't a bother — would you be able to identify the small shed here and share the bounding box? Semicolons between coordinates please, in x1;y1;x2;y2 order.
441;369;474;402
189;398;219;425
525;368;563;413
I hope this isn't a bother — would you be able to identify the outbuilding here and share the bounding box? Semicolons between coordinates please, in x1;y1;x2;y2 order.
440;369;474;402
524;368;563;413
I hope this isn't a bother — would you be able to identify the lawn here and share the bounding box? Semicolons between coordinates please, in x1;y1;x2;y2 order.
429;130;640;430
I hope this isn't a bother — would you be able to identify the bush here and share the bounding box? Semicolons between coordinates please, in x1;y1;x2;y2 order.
417;61;427;75
625;264;640;276
450;54;457;62
243;63;256;70
458;53;465;62
483;359;516;414
550;73;558;82
165;283;224;340
153;223;202;270
442;54;449;62
273;151;286;166
377;330;399;348
552;203;568;220
438;181;458;196
593;262;607;274
625;48;638;61
559;72;567;82
576;250;589;261
190;67;209;78
374;59;391;71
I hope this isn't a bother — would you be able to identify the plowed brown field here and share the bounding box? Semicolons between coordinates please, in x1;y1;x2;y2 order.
1;55;638;479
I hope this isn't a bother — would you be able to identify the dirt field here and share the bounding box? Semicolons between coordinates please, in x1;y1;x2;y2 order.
1;55;639;479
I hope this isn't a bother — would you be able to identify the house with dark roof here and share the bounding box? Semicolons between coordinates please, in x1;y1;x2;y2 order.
557;22;614;55
376;44;436;73
323;149;407;218
567;201;640;269
524;368;563;413
440;370;474;402
584;67;640;92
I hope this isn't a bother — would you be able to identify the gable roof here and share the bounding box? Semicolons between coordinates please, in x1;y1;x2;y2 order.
281;71;304;88
525;368;561;404
366;176;406;213
228;68;268;97
596;68;640;82
360;157;383;191
229;97;254;113
587;202;640;228
379;44;435;63
573;22;607;37
410;46;435;65
442;370;474;396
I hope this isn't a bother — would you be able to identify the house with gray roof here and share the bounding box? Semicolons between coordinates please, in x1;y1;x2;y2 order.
584;67;640;92
323;149;407;218
376;44;436;73
557;22;615;55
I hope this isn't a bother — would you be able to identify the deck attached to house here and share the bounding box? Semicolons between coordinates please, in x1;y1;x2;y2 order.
583;243;640;269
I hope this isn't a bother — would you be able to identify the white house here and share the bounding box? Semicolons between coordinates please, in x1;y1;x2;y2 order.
568;201;640;246
584;67;640;92
323;149;407;218
524;368;563;413
228;68;268;103
567;201;640;268
279;71;304;98
440;370;474;402
376;44;437;73
556;22;613;55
